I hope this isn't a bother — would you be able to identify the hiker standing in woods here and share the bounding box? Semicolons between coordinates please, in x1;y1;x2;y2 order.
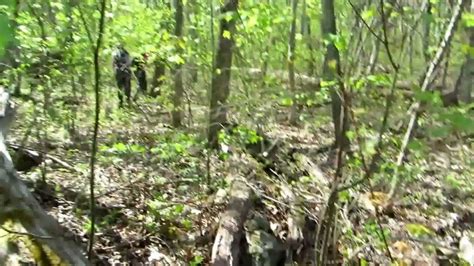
112;45;132;107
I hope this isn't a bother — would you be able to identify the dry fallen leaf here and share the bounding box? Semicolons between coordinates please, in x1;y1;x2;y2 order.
392;240;411;255
359;191;390;214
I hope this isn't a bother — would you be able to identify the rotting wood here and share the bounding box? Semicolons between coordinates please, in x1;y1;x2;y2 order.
0;164;89;265
236;129;329;265
0;90;88;264
219;126;334;265
8;143;77;172
211;178;254;266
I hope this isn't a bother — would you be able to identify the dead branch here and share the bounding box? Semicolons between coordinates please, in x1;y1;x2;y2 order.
8;143;78;172
388;0;467;199
211;178;254;266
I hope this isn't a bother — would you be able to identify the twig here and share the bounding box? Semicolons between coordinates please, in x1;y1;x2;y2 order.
77;4;94;50
379;0;399;71
242;178;320;221
348;0;384;44
1;225;53;239
87;0;108;258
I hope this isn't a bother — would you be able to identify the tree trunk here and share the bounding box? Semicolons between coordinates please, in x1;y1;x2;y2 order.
288;0;299;125
211;179;253;266
150;60;166;97
186;0;199;83
454;1;473;103
366;38;380;74
172;0;184;127
207;0;239;148
321;0;349;150
423;1;432;63
301;0;315;76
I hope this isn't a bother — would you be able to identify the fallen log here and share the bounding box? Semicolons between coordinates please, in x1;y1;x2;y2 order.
0;88;88;264
240;128;333;265
211;155;256;266
8;143;77;172
211;178;253;266
219;124;340;265
211;179;253;265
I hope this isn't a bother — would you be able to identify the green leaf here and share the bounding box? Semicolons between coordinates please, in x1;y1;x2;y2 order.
367;74;391;87
406;223;434;237
174;204;185;214
0;0;14;56
429;126;450;138
190;255;204;266
130;144;146;153
181;219;193;230
407;139;424;151
361;8;375;21
414;90;442;105
463;12;474;27
445;173;464;188
338;190;350;202
168;54;184;64
247;15;258;28
280;97;293;106
443;112;474;133
320;79;337;88
112;142;127;152
345;130;356;141
222;30;231;39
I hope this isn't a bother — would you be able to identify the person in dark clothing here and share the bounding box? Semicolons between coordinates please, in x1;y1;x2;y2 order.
132;53;148;96
112;45;132;107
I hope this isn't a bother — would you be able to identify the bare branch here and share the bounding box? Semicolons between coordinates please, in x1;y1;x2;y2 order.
388;0;467;199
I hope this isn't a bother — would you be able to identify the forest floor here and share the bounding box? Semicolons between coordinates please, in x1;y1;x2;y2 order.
8;95;474;265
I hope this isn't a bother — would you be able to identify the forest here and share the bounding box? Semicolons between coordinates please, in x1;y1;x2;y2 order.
0;0;473;265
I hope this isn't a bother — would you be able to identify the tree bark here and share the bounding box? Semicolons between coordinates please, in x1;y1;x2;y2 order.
211;179;253;266
87;0;107;256
288;0;299;124
150;60;166;97
423;0;432;63
321;0;350;150
186;0;199;82
301;0;315;76
172;0;185;127
454;1;473;103
207;0;239;148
